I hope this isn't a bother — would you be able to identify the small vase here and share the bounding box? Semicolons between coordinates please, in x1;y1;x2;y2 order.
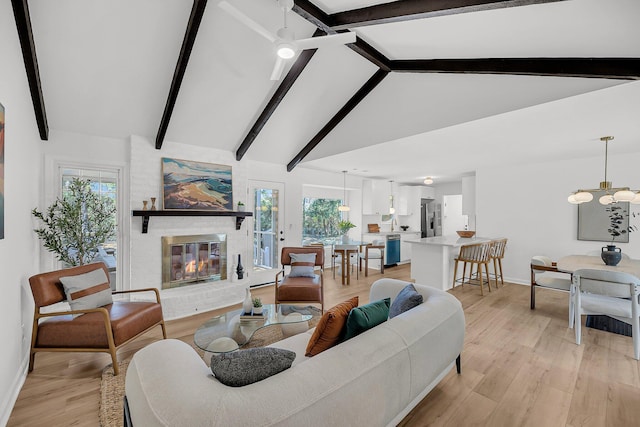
150;197;157;210
236;254;245;280
142;200;148;210
253;306;263;315
601;245;622;266
342;234;349;243
242;288;252;314
237;204;244;212
230;262;237;282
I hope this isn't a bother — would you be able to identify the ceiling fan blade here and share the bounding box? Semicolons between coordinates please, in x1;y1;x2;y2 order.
270;57;287;81
219;1;277;43
294;32;356;51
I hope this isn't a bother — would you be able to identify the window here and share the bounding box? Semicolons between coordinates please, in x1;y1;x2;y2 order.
302;197;343;244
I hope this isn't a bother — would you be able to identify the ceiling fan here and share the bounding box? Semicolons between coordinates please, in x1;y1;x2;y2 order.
219;0;356;80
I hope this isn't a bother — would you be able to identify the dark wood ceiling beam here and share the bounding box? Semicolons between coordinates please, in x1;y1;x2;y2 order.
235;29;325;161
12;0;48;140
287;69;389;172
292;0;334;34
155;0;207;149
328;0;567;30
390;58;640;79
350;37;391;72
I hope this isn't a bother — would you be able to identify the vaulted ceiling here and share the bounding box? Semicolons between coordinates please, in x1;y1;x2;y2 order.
14;0;640;184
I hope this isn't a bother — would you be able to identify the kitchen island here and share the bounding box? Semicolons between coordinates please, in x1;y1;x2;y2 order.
406;235;494;291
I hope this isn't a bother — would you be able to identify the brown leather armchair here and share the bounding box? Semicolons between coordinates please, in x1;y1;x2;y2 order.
28;262;166;375
275;247;325;312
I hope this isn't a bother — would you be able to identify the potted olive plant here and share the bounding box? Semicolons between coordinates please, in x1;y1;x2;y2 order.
32;177;116;266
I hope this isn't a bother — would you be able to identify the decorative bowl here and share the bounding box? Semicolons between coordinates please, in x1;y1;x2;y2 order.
456;230;476;238
400;226;409;231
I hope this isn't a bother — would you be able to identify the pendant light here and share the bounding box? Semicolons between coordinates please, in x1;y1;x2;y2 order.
389;180;395;214
568;136;640;205
338;171;350;212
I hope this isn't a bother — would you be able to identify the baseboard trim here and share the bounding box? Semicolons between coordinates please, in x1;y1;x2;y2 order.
0;354;29;426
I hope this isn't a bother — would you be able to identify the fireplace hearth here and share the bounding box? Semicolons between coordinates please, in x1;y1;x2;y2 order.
161;234;227;289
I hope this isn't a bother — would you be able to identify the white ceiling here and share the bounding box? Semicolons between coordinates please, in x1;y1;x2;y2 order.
26;0;640;185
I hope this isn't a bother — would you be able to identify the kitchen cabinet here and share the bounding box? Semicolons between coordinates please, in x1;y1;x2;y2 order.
420;186;435;200
362;179;391;215
397;186;420;215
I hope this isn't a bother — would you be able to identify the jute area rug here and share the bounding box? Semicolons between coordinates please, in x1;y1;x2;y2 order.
99;307;321;427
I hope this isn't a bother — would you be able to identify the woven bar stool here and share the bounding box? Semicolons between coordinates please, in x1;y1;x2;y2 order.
452;241;492;295
489;238;508;288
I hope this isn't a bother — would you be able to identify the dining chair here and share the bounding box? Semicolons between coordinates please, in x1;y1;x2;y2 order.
530;256;573;318
452;242;492;295
571;268;640;360
358;240;385;277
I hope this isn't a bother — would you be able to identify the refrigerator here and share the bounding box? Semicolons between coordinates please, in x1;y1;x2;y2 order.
420;199;436;238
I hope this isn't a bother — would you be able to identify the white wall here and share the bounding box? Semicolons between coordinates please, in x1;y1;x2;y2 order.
0;2;45;423
477;151;640;285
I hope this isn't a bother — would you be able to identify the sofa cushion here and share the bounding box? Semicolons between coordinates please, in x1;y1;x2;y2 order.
288;253;317;277
305;296;358;356
343;298;391;341
210;347;296;387
59;268;112;312
389;283;423;318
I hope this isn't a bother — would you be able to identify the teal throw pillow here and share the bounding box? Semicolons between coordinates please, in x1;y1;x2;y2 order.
210;347;296;387
343;298;391;341
389;283;423;318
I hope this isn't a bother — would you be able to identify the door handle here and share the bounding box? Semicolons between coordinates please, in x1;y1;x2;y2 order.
279;238;285;241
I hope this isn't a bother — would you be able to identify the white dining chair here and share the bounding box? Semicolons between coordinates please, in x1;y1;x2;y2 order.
571;268;640;360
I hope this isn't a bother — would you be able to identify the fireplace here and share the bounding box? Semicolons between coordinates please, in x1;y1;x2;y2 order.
161;234;227;289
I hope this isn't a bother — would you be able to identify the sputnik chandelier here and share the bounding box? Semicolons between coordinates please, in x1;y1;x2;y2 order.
568;136;640;205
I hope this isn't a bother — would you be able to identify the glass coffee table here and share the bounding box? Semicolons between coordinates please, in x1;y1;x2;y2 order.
194;304;315;353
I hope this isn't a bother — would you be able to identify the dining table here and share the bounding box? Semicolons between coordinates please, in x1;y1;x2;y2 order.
332;241;364;285
556;254;640;277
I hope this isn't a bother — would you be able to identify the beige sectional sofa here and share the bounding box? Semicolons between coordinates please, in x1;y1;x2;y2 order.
125;278;465;426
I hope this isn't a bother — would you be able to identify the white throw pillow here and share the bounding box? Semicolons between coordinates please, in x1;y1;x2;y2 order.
59;268;113;312
289;253;317;277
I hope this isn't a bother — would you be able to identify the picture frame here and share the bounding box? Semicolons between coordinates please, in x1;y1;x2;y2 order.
161;157;233;211
577;190;630;243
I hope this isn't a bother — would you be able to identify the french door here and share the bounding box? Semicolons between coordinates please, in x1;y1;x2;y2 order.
249;180;285;286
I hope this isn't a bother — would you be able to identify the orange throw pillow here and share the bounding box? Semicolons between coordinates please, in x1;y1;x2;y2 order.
305;296;359;356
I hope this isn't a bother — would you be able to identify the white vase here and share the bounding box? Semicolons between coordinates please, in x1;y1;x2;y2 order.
242;288;253;314
253;306;263;315
342;234;349;243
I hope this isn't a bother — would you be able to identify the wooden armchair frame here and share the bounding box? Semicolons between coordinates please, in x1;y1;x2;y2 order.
29;263;166;375
275;247;325;312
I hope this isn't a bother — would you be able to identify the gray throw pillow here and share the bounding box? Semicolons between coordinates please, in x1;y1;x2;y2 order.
210;347;296;387
288;253;316;277
59;268;113;312
389;283;423;319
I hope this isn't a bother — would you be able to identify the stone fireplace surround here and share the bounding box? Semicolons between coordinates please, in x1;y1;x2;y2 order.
129;136;248;320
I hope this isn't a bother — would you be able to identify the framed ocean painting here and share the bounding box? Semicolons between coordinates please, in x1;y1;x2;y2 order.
0;102;4;239
162;158;233;211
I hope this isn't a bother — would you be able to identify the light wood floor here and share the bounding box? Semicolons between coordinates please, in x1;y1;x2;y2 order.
8;264;640;426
